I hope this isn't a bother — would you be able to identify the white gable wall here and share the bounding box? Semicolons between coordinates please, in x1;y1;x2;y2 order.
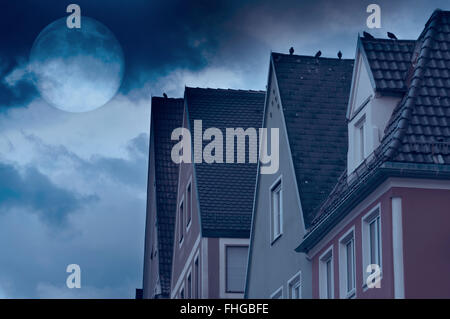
347;52;400;174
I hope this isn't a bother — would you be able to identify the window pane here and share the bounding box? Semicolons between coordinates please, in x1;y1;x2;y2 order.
194;258;199;298
346;240;354;292
326;259;332;298
187;274;192;299
226;246;248;293
187;184;191;225
272;190;279;237
369;220;376;264
376;217;381;266
360;124;365;160
272;184;282;239
179;203;184;242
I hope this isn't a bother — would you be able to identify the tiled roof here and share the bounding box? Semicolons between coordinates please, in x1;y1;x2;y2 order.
299;10;450;251
272;53;354;227
151;97;184;296
361;38;416;93
384;10;450;165
185;87;265;238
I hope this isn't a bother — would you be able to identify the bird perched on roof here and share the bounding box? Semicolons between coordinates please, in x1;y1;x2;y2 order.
363;31;375;39
289;47;294;55
315;50;322;58
387;32;398;40
163;93;168;98
337;51;342;59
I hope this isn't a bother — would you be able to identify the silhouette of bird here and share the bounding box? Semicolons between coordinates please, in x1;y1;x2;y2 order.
363;31;375;39
163;93;168;98
387;32;398;40
315;50;322;58
289;47;294;55
337;51;342;59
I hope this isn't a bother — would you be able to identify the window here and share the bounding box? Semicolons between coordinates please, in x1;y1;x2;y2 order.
339;229;356;298
225;246;248;293
288;271;302;299
178;199;184;244
355;116;366;164
180;287;185;299
271;178;282;242
319;247;334;299
187;272;192;299
270;287;283;299
194;256;200;298
362;206;382;285
369;217;381;265
186;182;192;229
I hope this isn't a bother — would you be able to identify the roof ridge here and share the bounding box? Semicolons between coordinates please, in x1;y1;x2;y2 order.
359;37;416;43
152;96;183;100
185;86;265;94
272;52;354;61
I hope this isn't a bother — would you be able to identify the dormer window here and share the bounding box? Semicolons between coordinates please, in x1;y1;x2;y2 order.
355;115;366;164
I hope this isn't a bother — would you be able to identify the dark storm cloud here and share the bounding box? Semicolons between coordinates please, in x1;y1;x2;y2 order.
2;0;450;100
0;162;96;225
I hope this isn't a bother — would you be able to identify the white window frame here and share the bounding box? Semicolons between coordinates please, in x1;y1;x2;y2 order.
270;176;283;244
319;245;334;299
355;115;366;165
361;204;383;289
270;286;284;299
339;227;356;299
186;177;192;231
287;270;302;299
178;195;185;247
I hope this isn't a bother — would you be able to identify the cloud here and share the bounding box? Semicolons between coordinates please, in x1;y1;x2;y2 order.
0;88;149;298
0;162;97;226
0;132;147;298
151;66;250;97
3;61;31;88
36;283;133;299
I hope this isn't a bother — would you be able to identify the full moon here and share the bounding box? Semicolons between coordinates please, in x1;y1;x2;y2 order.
30;17;124;112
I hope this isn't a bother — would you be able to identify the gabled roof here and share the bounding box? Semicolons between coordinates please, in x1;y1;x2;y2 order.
297;9;450;253
360;37;416;93
184;87;265;238
271;52;354;227
150;96;184;296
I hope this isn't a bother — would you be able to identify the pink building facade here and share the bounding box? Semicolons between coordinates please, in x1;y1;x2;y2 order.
309;180;450;299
